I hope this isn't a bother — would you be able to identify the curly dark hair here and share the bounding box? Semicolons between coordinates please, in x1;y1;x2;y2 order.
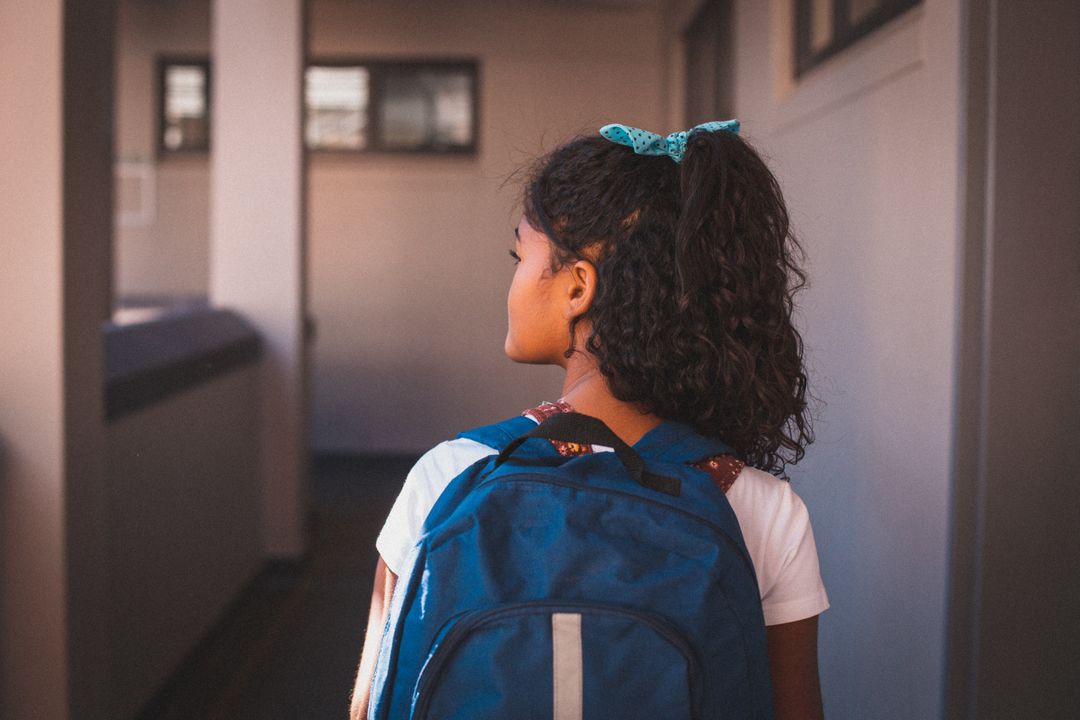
522;129;814;477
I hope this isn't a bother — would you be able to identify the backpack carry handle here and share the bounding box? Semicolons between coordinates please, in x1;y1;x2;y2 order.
493;412;682;497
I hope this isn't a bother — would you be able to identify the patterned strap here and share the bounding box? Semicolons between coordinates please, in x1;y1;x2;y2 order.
522;401;594;457
520;402;743;493
522;400;576;424
692;454;745;494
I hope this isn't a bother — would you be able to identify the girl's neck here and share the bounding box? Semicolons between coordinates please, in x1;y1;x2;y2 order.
558;356;663;446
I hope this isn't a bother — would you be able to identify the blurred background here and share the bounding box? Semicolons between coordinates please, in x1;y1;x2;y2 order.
1;0;1077;718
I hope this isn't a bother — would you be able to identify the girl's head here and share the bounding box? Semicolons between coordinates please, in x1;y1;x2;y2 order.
511;124;813;476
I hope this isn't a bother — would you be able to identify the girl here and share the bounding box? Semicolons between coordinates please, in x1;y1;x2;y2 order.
350;121;828;719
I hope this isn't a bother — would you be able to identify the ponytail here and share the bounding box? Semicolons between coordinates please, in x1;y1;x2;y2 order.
675;129;812;473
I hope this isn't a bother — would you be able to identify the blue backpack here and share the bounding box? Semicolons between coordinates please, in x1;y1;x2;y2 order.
368;412;774;719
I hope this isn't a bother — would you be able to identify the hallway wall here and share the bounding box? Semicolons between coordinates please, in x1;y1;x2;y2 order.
660;0;964;716
947;1;1080;715
110;0;668;452
1;2;114;716
307;0;667;453
679;2;962;718
0;3;70;716
105;366;263;719
114;0;211;298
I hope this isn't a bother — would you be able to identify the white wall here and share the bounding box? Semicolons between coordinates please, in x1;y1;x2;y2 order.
308;0;666;453
1;2;113;717
110;0;669;454
113;0;307;560
114;0;211;298
211;0;308;559
662;1;964;717
0;3;69;716
741;2;961;718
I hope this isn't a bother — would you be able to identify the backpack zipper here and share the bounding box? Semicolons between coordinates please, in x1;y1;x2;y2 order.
411;599;703;720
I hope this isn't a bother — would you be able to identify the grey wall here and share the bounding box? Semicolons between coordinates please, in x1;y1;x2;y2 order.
948;1;1080;718
105;367;263;719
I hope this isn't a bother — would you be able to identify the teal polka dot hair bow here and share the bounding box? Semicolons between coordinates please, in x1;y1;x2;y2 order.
599;119;740;163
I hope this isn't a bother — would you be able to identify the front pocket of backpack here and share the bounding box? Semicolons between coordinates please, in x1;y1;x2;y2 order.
411;601;700;720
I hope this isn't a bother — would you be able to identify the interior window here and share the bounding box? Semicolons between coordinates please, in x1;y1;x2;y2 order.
159;59;210;154
305;60;478;154
795;0;921;77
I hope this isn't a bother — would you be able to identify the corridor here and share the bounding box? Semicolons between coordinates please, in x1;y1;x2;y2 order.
2;1;1077;718
138;456;412;720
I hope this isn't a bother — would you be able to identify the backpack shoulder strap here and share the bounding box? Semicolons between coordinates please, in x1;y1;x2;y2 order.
634;420;744;494
459;408;745;492
456;415;537;452
634;420;737;463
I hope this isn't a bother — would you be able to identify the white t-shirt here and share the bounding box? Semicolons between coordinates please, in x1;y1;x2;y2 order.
376;435;829;627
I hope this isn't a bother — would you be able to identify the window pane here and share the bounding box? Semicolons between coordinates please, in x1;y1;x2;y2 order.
431;73;473;146
163;64;208;151
796;0;921;77
306;66;369;150
378;69;474;151
811;0;834;52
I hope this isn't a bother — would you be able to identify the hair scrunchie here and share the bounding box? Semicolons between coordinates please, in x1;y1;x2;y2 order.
599;119;740;163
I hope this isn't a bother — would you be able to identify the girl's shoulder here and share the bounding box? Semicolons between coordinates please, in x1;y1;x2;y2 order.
725;464;812;526
415;405;812;532
726;465;828;625
407;436;496;492
728;464;801;506
411;404;565;482
726;464;817;559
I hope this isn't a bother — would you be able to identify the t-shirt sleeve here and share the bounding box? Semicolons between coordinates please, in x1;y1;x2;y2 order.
375;438;495;576
728;470;830;626
758;484;830;625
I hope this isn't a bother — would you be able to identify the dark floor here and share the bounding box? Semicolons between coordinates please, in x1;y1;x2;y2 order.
138;454;417;720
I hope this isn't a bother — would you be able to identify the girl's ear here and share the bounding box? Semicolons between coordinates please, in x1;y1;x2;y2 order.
565;259;597;319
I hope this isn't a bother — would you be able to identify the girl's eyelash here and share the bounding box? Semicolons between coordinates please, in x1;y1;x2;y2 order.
508;249;521;263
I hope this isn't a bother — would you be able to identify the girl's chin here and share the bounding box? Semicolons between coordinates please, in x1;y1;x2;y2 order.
504;341;556;366
504;336;527;362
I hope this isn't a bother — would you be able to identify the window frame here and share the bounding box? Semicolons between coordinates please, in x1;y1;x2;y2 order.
682;0;735;127
304;57;480;156
794;0;921;78
156;56;212;157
